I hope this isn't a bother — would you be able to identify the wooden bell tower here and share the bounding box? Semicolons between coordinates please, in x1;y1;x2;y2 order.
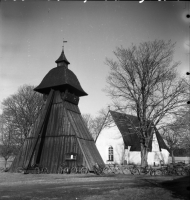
10;41;104;173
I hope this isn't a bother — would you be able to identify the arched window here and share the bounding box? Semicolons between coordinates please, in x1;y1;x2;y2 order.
108;146;114;161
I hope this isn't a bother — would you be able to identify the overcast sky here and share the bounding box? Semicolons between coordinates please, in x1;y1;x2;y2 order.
0;1;190;117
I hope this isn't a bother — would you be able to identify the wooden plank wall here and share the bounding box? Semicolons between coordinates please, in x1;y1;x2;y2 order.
67;109;105;171
35;91;84;173
10;89;104;173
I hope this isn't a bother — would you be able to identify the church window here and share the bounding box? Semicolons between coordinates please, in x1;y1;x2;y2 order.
108;146;114;161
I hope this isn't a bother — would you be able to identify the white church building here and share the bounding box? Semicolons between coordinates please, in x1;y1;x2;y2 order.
96;110;170;166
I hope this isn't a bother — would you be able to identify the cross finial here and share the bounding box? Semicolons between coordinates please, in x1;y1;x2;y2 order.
62;38;67;51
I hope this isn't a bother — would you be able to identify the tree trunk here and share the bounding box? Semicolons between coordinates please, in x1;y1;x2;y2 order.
4;159;8;169
171;149;175;164
140;143;148;167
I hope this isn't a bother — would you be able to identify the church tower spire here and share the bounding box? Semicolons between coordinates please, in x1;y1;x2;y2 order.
34;40;87;97
55;39;70;67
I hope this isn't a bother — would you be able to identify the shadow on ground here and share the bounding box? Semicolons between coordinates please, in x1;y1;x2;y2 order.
160;176;190;200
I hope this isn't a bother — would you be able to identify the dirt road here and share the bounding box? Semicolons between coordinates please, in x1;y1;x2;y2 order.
0;173;189;200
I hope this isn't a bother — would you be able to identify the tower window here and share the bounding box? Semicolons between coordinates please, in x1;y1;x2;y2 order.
108;146;114;161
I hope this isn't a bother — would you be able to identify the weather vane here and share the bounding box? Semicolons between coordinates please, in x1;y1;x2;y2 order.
62;38;67;51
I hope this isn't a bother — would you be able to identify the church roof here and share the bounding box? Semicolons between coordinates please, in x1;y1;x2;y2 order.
109;110;169;152
34;67;87;96
34;49;87;97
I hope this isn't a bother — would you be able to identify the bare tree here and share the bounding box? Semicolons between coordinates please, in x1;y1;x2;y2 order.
171;108;190;148
161;126;181;164
0;136;17;169
0;116;18;169
82;113;105;140
105;40;186;167
161;109;190;164
82;107;111;140
1;85;43;147
82;114;95;137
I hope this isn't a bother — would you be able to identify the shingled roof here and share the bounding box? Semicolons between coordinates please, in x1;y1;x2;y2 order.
34;50;87;97
55;50;70;65
109;110;169;152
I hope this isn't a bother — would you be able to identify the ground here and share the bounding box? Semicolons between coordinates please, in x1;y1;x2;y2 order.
0;173;189;200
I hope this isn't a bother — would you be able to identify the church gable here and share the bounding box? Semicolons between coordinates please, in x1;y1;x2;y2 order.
96;110;170;165
96;116;125;164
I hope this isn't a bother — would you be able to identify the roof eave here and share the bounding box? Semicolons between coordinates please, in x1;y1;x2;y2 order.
34;85;88;97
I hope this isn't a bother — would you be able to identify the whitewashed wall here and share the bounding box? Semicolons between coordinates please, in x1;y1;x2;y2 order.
126;149;169;166
146;133;169;165
96;124;125;164
96;124;169;166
